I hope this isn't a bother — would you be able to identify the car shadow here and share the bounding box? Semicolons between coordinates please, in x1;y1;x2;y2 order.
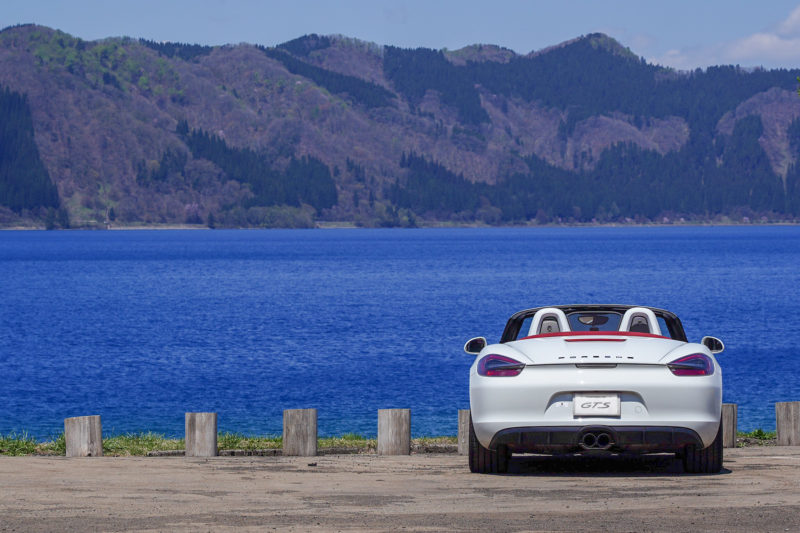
505;453;732;476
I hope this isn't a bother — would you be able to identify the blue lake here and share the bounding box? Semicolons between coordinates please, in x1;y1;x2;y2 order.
1;226;799;439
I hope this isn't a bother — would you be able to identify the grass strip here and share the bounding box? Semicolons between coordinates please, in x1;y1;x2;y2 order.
0;432;457;456
0;432;38;456
736;428;777;447
6;429;781;456
736;428;776;440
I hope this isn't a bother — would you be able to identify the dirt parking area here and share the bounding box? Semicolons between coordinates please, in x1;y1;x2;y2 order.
1;447;799;532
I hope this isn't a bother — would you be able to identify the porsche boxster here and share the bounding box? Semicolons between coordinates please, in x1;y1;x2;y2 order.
465;305;724;474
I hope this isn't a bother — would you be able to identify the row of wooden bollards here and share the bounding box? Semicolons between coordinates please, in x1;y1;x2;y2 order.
64;408;471;458
62;402;800;457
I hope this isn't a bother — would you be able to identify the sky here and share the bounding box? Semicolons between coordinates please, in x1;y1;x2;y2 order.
4;0;800;70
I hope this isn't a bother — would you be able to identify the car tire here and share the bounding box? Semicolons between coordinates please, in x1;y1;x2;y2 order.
468;416;509;474
682;416;723;474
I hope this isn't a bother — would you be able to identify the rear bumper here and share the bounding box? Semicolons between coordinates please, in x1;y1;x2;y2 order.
489;425;704;454
470;364;722;448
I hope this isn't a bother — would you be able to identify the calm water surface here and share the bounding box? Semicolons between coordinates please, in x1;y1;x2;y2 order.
1;226;798;438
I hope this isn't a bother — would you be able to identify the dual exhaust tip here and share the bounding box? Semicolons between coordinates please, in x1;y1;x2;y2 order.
579;431;613;450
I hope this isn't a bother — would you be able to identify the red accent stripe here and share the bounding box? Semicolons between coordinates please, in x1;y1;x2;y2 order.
564;338;627;342
519;331;669;341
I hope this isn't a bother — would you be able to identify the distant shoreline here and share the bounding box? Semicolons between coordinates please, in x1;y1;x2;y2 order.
3;220;800;231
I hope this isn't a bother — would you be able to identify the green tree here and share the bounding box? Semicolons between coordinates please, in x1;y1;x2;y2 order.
0;86;60;213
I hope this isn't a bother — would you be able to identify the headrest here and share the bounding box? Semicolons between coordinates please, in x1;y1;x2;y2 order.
619;307;662;336
528;308;570;336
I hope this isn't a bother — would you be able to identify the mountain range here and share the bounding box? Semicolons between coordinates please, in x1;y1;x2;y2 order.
1;24;800;228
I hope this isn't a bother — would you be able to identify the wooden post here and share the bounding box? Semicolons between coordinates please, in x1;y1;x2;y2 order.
64;415;103;457
776;401;800;446
457;409;470;455
185;412;218;457
377;409;410;455
722;403;737;448
283;408;317;456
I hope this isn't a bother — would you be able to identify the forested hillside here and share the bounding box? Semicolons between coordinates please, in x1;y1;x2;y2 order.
1;25;799;228
0;86;62;225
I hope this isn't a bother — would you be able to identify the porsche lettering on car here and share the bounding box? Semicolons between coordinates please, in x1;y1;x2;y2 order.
465;305;725;474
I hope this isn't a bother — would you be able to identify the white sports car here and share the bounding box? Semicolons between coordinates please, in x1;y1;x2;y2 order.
465;305;725;474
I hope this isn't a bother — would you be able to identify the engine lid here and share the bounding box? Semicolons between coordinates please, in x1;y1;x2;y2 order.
505;332;686;365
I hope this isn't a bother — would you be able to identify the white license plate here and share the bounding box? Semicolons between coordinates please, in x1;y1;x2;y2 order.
573;393;621;417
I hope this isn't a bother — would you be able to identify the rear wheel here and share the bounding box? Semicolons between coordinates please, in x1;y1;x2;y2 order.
468;416;509;474
682;417;723;474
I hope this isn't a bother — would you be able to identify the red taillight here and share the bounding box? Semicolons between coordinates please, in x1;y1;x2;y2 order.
667;353;714;376
477;354;525;377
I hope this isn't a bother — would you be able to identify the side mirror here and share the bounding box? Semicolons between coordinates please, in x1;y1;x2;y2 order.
464;337;487;355
701;336;724;354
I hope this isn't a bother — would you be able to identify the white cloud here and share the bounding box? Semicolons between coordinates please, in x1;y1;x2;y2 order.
724;32;800;64
629;33;655;53
649;49;694;70
649;44;725;71
777;5;800;37
650;5;800;69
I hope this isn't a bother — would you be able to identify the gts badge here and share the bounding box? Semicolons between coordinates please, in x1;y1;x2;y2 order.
580;401;611;409
573;394;621;416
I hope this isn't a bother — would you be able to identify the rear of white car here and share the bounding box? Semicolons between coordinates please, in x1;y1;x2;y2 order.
466;305;724;474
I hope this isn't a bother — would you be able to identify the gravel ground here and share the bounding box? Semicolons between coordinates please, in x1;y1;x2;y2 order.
1;447;799;532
